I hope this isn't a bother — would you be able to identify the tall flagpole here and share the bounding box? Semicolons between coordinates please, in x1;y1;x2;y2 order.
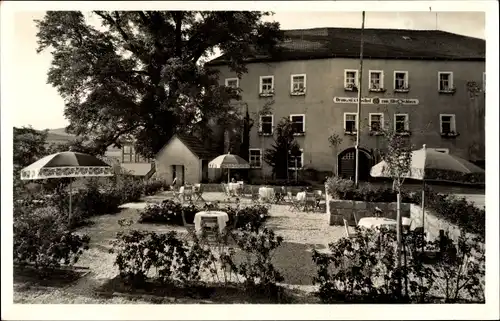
354;11;365;188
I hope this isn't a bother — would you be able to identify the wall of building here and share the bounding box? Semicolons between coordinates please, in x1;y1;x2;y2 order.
155;137;202;185
215;58;485;176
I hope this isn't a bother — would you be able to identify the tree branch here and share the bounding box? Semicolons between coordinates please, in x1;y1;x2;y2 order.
94;11;140;56
173;12;183;58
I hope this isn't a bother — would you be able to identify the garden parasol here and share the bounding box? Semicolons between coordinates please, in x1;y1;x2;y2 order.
370;144;485;231
208;152;250;183
20;151;114;224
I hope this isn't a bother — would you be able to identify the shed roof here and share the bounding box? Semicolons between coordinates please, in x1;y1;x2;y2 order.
173;134;220;160
206;27;485;66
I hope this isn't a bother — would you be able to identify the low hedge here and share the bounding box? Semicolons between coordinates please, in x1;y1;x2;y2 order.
139;201;270;232
325;176;485;238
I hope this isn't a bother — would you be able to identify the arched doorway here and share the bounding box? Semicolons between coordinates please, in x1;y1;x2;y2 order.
337;147;372;181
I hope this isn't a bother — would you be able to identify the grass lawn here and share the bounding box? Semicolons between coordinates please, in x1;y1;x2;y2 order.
14;192;342;304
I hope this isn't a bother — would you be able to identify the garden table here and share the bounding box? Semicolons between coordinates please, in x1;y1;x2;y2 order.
358;217;397;230
296;192;306;201
227;182;243;196
259;187;275;202
194;211;229;235
357;217;412;230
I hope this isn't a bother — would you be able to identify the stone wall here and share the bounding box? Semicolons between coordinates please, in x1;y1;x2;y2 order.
326;191;411;226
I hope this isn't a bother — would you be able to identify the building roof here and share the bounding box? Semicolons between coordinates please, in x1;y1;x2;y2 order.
174;134;220;160
206;27;485;66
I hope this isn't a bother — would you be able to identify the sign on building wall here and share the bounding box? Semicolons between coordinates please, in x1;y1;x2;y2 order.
333;97;419;105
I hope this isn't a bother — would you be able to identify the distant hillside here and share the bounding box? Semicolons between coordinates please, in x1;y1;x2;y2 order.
44;128;76;144
46;127;75;137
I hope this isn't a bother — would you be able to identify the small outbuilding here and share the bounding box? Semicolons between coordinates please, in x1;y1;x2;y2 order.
155;134;220;185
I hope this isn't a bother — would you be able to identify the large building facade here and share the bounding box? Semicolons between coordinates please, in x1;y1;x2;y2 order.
208;27;486;181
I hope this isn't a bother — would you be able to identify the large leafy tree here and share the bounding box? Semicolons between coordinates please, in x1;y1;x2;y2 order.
35;11;282;158
13;126;49;169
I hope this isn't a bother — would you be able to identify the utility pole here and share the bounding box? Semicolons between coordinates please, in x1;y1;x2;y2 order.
354;11;366;188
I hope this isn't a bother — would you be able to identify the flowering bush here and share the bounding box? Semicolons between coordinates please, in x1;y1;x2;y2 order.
312;227;485;303
14;206;90;269
109;229;213;286
224;204;270;232
139;201;270;232
110;225;285;296
139;200;198;225
225;228;284;289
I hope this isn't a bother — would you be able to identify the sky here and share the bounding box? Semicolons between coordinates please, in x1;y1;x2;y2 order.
9;9;486;130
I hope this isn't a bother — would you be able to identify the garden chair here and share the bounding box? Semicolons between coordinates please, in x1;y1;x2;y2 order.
183;185;194;203
402;218;413;233
352;211;359;225
303;192;317;212
199;215;220;243
313;190;323;211
172;186;182;202
181;210;196;241
250;186;260;204
194;184;205;202
221;183;232;198
273;186;286;204
287;191;302;212
343;218;357;238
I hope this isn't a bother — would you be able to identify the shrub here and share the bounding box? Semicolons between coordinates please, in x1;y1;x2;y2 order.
110;229;213;286
312;227;485;303
224;204;270;232
114;179;143;203
222;228;284;292
14;206;90;269
143;179;169;196
139;201;270;232
109;224;285;298
139;200;199;225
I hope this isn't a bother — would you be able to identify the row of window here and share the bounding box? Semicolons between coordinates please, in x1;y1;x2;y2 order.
249;148;303;169
249;146;452;169
258;113;458;136
225;71;486;95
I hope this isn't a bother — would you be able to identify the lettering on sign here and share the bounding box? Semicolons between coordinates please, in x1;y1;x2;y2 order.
333;97;419;105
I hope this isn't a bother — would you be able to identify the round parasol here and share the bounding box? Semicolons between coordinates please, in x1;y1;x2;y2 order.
20;151;114;225
370;144;485;241
370;144;485;184
208;152;250;183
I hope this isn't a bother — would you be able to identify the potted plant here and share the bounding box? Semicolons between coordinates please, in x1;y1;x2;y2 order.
291;87;306;96
344;84;358;92
439;86;456;94
394;84;410;93
441;131;460;138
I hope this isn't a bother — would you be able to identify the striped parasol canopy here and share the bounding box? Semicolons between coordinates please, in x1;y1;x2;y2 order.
208;152;251;169
370;145;485;184
20;151;114;226
209;152;250;183
20;151;113;180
